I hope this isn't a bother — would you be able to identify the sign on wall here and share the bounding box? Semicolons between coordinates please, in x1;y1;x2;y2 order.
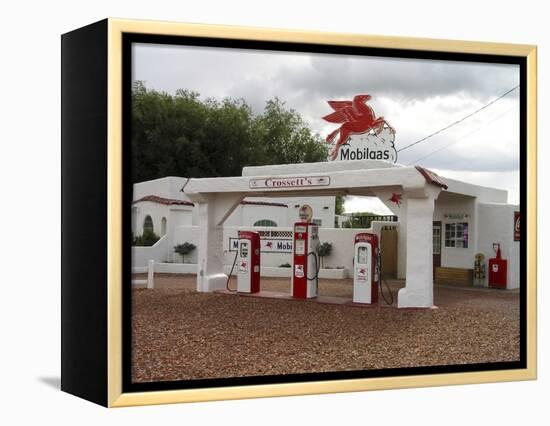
514;211;520;241
229;236;293;253
249;176;330;189
322;94;397;163
444;213;469;220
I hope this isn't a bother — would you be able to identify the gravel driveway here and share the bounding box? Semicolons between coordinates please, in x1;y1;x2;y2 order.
131;274;520;383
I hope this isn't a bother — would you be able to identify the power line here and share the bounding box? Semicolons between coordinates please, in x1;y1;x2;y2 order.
406;104;519;165
397;85;519;153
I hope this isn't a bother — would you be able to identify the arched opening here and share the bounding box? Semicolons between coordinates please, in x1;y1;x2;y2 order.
253;219;277;227
143;215;154;234
161;217;167;236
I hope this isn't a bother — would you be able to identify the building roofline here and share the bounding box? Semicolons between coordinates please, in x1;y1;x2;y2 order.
133;195;288;208
240;200;288;208
133;195;194;206
415;166;448;190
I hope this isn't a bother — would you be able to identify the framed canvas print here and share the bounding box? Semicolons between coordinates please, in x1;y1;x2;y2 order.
61;18;537;407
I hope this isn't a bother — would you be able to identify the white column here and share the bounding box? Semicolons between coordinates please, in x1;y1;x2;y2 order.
396;220;407;279
147;259;155;289
194;193;243;292
398;194;436;308
196;200;226;292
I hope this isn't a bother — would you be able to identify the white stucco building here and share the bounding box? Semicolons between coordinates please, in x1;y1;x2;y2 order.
131;176;336;235
132;160;520;300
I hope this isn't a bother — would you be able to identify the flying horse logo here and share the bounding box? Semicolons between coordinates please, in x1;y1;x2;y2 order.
322;94;396;161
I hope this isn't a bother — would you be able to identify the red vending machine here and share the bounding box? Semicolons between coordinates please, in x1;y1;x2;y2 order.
488;243;507;289
236;231;261;293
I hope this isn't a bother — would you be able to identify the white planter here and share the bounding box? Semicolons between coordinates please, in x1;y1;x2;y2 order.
132;264;348;279
319;268;348;279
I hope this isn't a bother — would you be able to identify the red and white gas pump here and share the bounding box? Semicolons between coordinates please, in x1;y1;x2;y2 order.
236;231;260;293
488;243;507;289
291;222;320;299
353;233;379;304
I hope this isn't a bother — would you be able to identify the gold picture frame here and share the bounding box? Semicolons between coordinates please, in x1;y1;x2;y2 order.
61;18;537;407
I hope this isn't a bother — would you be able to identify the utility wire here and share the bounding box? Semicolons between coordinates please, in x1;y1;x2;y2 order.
397;85;519;153
406;104;519;165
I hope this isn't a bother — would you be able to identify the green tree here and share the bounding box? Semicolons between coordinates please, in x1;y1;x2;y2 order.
252;98;328;165
131;83;328;182
341;212;380;228
335;195;345;215
317;242;333;268
174;242;197;263
132;229;160;247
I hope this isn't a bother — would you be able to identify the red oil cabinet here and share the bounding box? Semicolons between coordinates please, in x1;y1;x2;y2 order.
488;243;507;289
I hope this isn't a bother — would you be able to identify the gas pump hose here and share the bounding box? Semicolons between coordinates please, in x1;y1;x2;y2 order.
379;276;394;305
307;252;321;281
226;250;239;292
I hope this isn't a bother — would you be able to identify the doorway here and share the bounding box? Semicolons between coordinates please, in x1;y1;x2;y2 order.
380;226;398;279
432;221;442;278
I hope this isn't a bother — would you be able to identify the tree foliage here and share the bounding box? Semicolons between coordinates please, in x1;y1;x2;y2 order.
174;242;197;263
132;229;160;247
335;195;345;215
131;82;328;182
316;242;333;268
341;212;393;228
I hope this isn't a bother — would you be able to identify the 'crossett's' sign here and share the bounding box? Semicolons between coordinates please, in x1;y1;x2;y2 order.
249;176;330;189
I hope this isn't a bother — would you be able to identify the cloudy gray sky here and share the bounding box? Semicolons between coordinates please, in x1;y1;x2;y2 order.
133;43;520;214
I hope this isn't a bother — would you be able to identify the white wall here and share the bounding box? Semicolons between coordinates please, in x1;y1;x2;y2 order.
132;201;193;237
137;224;398;277
241;204;288;227
444;177;508;203
132;201;170;236
132;234;171;265
222;196;336;228
477;203;520;289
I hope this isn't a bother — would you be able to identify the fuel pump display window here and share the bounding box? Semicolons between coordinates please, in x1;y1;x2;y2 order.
357;246;368;264
295;239;305;255
240;241;249;258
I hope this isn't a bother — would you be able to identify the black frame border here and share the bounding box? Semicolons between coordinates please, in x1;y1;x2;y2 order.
121;33;527;394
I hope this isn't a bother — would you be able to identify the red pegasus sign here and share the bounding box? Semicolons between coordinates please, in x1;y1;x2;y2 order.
323;94;395;161
389;193;403;207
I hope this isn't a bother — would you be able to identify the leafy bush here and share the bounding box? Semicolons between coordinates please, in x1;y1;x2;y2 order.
316;242;333;268
174;242;197;263
132;229;160;247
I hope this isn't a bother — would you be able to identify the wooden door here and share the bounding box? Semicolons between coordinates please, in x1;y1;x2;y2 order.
380;226;398;279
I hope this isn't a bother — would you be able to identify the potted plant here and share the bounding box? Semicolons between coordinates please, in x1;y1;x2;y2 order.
174;242;196;264
316;242;333;268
